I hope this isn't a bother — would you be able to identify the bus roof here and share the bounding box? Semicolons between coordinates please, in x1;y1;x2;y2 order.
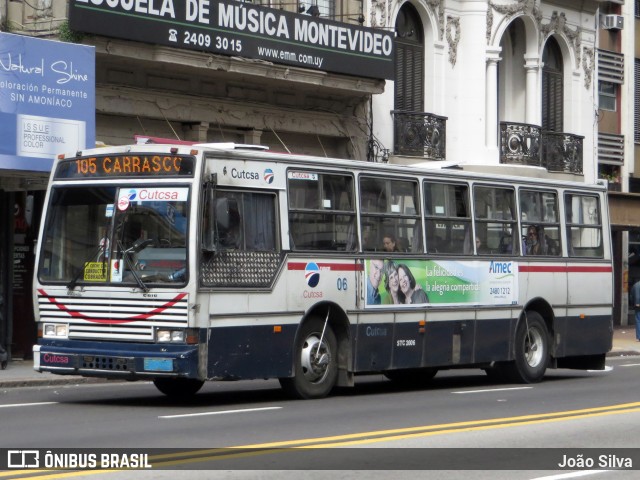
61;143;605;191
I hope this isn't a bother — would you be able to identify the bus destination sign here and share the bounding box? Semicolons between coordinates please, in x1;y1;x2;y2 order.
54;155;195;179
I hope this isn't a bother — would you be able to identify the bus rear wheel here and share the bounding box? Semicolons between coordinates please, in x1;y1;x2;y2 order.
503;311;549;383
153;378;204;398
279;319;338;399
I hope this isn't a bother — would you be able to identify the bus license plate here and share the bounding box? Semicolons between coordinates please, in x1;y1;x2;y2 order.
144;358;174;372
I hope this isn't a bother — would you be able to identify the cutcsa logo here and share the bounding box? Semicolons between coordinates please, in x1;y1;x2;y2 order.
264;168;274;184
305;262;320;288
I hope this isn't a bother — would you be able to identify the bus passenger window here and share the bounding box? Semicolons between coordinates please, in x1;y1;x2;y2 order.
360;176;422;254
565;193;603;258
520;190;562;256
287;171;356;251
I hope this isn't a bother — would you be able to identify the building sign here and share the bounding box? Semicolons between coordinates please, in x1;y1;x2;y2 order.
69;0;394;80
0;32;95;172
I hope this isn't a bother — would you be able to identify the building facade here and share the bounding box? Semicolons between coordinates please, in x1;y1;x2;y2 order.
0;0;618;358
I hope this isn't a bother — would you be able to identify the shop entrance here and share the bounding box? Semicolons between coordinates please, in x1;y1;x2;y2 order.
0;190;44;360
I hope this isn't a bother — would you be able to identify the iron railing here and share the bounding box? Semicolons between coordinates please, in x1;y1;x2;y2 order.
392;111;447;160
499;122;583;175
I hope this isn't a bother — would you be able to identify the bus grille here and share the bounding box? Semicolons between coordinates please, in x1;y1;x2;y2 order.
201;250;282;287
36;291;189;342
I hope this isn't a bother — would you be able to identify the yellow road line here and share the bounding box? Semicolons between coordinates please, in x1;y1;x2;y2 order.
4;401;640;477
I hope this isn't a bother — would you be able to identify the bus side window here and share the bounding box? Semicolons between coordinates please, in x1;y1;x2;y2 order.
360;176;421;254
287;171;356;251
565;193;604;258
424;181;471;255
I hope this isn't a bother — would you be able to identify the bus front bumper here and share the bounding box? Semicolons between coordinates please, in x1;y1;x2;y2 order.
33;341;200;380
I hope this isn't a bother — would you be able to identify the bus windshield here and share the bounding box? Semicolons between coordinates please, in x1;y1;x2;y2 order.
38;185;189;287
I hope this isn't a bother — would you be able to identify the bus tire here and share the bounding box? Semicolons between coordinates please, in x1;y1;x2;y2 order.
153;378;204;398
504;311;549;383
279;319;338;399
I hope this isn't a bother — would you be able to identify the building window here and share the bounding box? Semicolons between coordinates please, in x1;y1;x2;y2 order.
542;37;564;132
394;4;424;112
599;82;617;111
305;0;334;17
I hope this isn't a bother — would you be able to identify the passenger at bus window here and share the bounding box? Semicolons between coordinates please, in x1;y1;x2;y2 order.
382;233;399;252
475;236;490;254
366;259;383;305
525;225;546;255
397;264;429;305
383;260;402;304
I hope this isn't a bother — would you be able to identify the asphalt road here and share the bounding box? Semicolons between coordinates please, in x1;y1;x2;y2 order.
1;355;640;479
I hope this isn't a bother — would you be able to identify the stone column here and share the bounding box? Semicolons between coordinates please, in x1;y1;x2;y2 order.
485;48;502;148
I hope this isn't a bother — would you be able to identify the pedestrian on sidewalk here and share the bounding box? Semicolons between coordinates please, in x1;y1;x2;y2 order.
631;279;640;341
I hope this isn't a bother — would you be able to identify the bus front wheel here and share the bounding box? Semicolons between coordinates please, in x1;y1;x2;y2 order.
279;319;338;399
153;377;204;398
504;311;549;383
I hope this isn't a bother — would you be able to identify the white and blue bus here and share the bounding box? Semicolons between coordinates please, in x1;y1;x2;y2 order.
33;142;613;399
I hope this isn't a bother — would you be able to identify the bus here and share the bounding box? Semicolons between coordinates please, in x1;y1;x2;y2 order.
32;142;613;399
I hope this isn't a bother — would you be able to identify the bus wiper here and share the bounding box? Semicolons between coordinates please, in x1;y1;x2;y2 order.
66;244;108;290
117;239;149;293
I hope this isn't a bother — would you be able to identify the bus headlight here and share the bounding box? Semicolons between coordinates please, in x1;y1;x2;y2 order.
156;329;185;343
44;323;69;338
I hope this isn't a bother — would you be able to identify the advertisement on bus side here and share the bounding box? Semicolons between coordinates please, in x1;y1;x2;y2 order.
365;259;518;307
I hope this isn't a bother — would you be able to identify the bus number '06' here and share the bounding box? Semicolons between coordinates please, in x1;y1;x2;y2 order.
337;278;348;291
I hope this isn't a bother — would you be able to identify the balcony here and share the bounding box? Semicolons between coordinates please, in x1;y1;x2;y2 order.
499;122;583;175
392;111;447;160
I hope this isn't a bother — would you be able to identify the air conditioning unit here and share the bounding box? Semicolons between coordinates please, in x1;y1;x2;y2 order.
601;14;624;30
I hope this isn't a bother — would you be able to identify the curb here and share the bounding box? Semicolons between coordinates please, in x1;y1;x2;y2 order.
0;377;110;389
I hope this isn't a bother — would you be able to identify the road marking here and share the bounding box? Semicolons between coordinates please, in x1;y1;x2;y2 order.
8;402;640;475
0;402;57;408
158;406;282;419
587;366;613;372
452;386;533;394
530;471;611;480
619;363;640;367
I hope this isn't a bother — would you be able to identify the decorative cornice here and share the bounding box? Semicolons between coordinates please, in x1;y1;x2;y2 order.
540;11;582;68
426;0;446;41
446;16;461;67
582;47;594;90
487;0;541;44
370;0;388;29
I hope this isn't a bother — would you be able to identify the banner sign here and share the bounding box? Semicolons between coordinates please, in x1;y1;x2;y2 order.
69;0;394;80
365;259;519;307
0;32;95;172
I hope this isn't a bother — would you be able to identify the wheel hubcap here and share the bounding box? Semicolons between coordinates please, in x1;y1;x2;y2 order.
524;327;544;367
300;334;331;384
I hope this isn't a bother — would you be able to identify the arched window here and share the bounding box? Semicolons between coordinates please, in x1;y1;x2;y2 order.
541;37;563;132
394;4;424;112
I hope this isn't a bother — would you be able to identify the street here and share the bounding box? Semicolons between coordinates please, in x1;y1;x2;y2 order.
1;355;639;479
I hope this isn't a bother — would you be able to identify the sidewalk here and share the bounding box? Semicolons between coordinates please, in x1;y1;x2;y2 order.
1;326;638;389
